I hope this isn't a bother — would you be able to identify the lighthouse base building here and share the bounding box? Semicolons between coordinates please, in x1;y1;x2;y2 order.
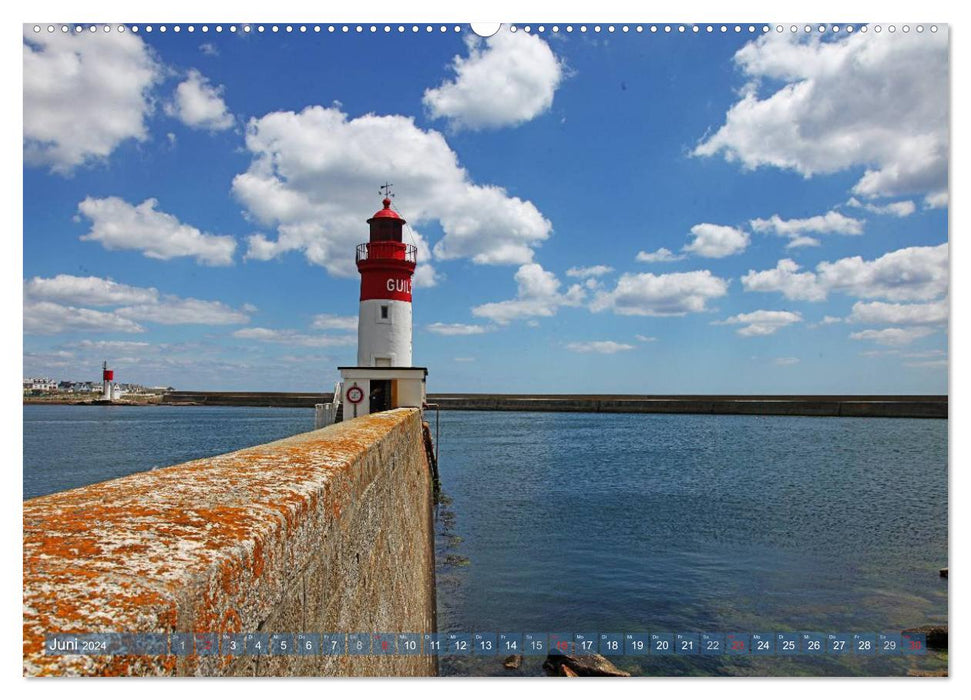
318;193;427;426
337;366;427;421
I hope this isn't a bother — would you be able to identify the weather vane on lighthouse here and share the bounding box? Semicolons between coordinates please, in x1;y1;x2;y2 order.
318;187;428;425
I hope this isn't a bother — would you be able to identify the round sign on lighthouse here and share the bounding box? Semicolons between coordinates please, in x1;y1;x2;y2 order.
345;385;364;404
355;193;417;367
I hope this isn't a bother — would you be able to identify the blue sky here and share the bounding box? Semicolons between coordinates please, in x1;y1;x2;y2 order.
22;23;949;393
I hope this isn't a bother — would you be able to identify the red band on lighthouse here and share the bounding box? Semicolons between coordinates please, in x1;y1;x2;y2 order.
360;270;413;302
103;370;114;381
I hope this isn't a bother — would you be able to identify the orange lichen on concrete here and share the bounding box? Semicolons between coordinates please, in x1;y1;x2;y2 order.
23;408;424;677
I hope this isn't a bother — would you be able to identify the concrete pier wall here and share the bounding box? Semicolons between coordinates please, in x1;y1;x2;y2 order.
23;408;437;677
161;391;947;418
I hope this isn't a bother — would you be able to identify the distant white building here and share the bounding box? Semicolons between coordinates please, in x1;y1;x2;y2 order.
23;377;57;392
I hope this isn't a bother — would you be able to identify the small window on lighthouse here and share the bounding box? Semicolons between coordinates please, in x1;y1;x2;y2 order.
380;305;389;320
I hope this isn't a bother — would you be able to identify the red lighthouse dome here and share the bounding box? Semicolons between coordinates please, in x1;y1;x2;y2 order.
368;197;402;222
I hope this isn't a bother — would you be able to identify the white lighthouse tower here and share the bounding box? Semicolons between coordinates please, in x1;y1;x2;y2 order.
331;186;427;422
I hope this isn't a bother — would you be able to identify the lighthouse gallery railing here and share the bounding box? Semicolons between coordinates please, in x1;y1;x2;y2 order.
356;242;418;264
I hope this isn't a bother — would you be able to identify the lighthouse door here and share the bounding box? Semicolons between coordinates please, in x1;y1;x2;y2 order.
369;380;392;413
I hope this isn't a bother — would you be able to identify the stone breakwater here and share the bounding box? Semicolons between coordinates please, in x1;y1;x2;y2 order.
161;391;331;407
160;392;947;419
23;408;437;677
426;394;947;418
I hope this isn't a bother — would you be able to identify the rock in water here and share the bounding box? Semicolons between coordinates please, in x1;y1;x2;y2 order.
502;654;523;670
543;652;631;677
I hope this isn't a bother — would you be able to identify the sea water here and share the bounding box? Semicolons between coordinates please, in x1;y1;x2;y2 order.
22;405;947;676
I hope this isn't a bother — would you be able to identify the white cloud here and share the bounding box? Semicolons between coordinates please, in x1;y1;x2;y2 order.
694;30;948;202
772;357;800;366
786;236;821;249
76;340;152;352
682;224;749;258
117;299;250;325
427;322;490;336
423;31;563;130
635;334;657;342
591;270;729;317
24;275;256;330
413;264;441;288
750;210;863;249
860;349;899;358
78;196;237;265
905;359;947;369
234;106;552;280
199;43;219;57
820;315;843;325
845;197;916;217
715;309;802;336
849;327;937;346
232;327;356;347
636;248;686;263
847;300;948;326
166;69;234;131
24;274;158;306
425;183;548;266
817;244;949;302
903;349;946;359
742;244;948;302
23;28;161;174
924;192;949;209
472;263;585;324
566;341;635;354
24;300;144;335
24;274;252;329
23;350;76;371
566;265;614;278
741;259;825;301
310;313;358;331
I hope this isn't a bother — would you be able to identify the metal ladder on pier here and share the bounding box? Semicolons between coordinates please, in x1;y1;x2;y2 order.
422;403;440;497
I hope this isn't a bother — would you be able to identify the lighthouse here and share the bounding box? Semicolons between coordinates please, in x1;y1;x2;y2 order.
101;360;114;402
329;187;428;423
356;192;415;367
